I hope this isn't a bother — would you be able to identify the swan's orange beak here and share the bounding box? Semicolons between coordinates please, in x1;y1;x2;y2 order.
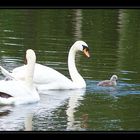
83;48;90;58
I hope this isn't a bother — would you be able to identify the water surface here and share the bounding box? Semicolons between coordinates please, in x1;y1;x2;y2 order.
0;9;140;131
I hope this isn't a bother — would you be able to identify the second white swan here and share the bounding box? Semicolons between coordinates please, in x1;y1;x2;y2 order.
0;41;90;91
0;49;40;105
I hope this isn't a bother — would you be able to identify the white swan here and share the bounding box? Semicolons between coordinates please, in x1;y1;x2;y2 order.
0;41;90;91
0;49;40;105
97;75;118;86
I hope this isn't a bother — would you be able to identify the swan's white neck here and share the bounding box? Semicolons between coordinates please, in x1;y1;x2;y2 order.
25;52;36;88
68;45;86;88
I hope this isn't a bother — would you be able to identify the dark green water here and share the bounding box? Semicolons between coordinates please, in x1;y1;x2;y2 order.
0;9;140;131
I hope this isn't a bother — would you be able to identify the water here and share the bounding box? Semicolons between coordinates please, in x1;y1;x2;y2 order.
0;9;140;131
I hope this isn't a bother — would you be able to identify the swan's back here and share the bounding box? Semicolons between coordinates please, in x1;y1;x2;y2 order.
34;63;72;84
12;63;75;90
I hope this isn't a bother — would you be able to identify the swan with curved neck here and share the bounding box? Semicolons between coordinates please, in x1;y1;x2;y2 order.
68;41;90;88
0;41;90;91
0;49;40;105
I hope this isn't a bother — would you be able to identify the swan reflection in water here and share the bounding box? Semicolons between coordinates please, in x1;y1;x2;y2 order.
26;89;86;131
0;103;37;131
66;89;86;130
0;88;86;131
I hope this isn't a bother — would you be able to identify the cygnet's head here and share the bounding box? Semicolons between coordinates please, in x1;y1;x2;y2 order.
110;75;118;81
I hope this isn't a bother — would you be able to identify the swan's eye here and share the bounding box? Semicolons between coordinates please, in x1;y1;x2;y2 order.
82;45;89;52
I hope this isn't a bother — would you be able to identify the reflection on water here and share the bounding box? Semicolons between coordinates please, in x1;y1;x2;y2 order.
32;89;86;131
0;89;86;131
0;104;37;131
66;89;85;130
25;113;33;131
117;9;140;84
0;9;140;131
73;9;82;40
0;106;12;121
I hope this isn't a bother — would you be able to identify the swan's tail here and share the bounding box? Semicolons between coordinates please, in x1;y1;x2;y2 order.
0;66;15;80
